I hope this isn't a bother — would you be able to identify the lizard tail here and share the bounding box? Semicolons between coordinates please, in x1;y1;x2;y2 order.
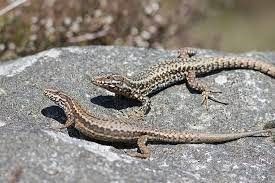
226;57;275;78
147;125;275;144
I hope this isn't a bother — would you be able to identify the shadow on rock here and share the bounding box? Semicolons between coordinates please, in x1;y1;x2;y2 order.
41;106;67;124
90;95;141;110
41;106;82;138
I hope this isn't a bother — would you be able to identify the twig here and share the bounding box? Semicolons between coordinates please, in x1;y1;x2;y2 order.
68;26;110;43
0;0;27;17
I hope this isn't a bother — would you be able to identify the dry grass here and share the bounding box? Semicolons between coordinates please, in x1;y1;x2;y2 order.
2;0;274;62
0;0;208;61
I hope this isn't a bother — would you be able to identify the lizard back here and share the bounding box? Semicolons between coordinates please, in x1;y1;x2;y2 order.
129;56;275;96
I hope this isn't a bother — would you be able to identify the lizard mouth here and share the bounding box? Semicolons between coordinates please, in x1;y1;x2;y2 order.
90;78;102;86
88;74;104;86
101;84;116;90
44;88;57;97
43;88;60;102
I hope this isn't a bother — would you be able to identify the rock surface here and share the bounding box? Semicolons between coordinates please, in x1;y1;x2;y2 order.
0;46;275;182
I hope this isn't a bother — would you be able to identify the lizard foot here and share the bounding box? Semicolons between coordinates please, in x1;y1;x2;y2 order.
201;90;228;110
115;110;145;122
126;109;145;121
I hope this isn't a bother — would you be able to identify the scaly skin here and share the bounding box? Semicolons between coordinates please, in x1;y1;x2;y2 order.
43;88;274;159
91;47;275;116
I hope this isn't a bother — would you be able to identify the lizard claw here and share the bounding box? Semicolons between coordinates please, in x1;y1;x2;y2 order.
210;90;222;94
201;90;228;110
117;110;130;118
116;109;144;121
201;91;210;110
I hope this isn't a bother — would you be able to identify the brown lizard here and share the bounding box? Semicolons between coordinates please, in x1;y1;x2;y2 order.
91;47;275;116
43;88;275;159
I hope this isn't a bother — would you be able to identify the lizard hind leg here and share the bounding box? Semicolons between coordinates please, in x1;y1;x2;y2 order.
178;47;197;58
177;47;200;59
127;135;150;159
186;71;228;110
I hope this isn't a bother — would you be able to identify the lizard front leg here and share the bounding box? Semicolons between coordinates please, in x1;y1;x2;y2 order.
138;96;151;115
59;113;75;129
115;97;150;121
49;113;75;132
128;96;151;118
127;135;150;159
113;94;142;120
185;71;228;109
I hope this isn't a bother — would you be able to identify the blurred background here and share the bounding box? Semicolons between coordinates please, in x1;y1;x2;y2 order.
0;0;275;62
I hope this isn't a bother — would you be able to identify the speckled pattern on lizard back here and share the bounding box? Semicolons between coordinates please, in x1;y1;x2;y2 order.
91;47;275;116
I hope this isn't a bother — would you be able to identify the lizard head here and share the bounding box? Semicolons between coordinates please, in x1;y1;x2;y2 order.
43;88;70;110
91;74;134;96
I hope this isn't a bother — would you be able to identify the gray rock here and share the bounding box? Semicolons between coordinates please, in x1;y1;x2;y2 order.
0;46;274;183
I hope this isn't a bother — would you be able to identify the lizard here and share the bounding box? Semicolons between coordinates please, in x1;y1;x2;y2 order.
91;47;275;116
43;88;275;159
